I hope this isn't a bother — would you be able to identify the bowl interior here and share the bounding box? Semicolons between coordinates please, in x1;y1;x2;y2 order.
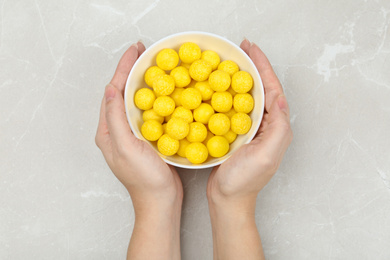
125;32;264;169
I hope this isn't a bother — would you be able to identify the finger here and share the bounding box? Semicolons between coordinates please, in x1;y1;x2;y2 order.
248;43;284;112
240;38;251;55
96;96;107;140
104;84;135;150
254;95;292;162
110;43;139;94
137;41;146;56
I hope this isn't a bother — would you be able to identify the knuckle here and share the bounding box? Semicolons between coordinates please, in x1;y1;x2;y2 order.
261;155;279;174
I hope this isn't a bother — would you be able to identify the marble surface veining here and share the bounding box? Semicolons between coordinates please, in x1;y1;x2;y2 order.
1;0;390;259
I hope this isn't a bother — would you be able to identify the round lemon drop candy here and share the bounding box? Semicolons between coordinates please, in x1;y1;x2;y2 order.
141;120;163;141
208;113;230;135
179;42;202;64
144;66;165;87
218;60;239;76
177;139;191;157
211;91;233;113
186;142;208;164
209;70;231;92
156;48;179;70
166;117;189;140
193;103;214;124
233;93;254;113
153;74;175;96
134;88;156;110
189;60;212;81
181;87;202;110
194;81;214;101
201;50;220;70
171;106;193;123
153;96;175;116
170;87;184;106
207;136;229;158
186;122;207;143
202;131;215;146
231;112;252;135
227;87;237;97
231;71;253;93
224;108;236;119
158;134;179;156
223;130;237;144
170;66;191;87
180;62;191;69
142;109;164;124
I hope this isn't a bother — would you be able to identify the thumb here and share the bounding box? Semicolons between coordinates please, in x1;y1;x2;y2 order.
105;84;134;149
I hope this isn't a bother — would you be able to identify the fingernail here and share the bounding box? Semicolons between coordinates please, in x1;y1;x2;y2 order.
131;43;138;50
105;84;116;102
243;37;250;44
277;95;288;112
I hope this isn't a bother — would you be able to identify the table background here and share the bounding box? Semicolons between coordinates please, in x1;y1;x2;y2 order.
1;0;390;259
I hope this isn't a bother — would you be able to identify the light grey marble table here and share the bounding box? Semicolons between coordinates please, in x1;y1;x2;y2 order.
1;0;390;259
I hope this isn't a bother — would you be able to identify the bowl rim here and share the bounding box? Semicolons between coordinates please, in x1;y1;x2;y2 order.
124;31;264;169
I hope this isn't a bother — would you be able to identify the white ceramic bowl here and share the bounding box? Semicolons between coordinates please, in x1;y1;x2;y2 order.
125;31;264;169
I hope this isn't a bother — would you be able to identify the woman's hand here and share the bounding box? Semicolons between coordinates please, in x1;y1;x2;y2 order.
207;39;293;260
95;42;182;260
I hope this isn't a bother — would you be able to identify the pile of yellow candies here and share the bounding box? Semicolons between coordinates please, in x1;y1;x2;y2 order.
134;42;254;164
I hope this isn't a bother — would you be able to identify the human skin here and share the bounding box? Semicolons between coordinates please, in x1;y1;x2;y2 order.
207;39;293;260
95;42;183;260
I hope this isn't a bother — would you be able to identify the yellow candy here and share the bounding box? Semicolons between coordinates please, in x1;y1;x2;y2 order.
153;74;175;96
223;130;237;144
179;42;202;64
162;123;167;133
189;59;212;81
187;79;197;88
177;139;191;157
181;87;202;110
193;103;214;124
156;48;179;71
171;106;193;123
153;96;175;116
201;50;220;70
207;136;229;158
231;71;253;93
170;87;184;106
170;66;191;87
227;87;237;97
218;60;239;76
231;112;252;134
208;113;230;135
158;134;179;156
165;114;172;123
144;66;165;87
186;142;208;164
186;122;207;143
143;109;164;124
181;62;191;69
202;131;215;146
141;120;163;141
208;70;231;92
194;81;214;101
134;88;156;110
224;108;236;119
166;117;189;140
233;93;254;113
211;91;233;113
